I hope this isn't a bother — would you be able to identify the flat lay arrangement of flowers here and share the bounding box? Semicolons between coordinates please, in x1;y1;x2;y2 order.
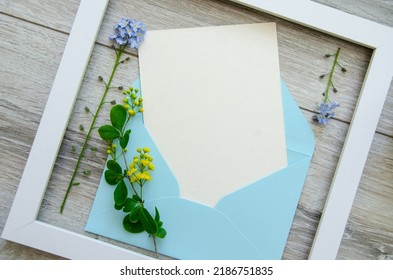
59;18;165;258
58;16;346;260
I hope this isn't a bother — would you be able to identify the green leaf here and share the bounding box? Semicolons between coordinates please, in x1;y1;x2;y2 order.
114;180;128;206
123;215;144;233
139;207;158;235
155;227;167;239
104;170;122;185
110;105;127;131
130;205;141;223
120;129;131;149
107;160;122;174
154;207;160;223
98;125;120;140
114;203;123;210
157;221;163;228
122;198;137;213
132;194;142;202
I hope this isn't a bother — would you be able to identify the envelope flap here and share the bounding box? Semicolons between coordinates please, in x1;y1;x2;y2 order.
281;81;315;157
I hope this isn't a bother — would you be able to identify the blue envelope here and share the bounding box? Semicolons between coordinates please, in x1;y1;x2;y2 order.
85;79;315;259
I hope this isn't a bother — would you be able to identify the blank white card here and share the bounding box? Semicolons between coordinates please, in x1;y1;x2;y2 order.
138;23;287;207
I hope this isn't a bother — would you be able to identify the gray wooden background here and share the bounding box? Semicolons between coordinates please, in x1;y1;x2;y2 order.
0;0;392;259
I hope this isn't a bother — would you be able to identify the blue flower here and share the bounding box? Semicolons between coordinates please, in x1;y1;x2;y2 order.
110;18;146;49
130;19;143;32
313;101;340;124
118;18;129;28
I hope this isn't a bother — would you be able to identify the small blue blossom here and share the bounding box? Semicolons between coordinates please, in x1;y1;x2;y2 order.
313;101;340;124
110;18;146;49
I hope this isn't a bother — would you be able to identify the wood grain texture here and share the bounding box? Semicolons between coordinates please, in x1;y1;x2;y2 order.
0;0;392;259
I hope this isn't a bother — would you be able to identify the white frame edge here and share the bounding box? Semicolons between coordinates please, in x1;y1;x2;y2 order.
2;0;393;260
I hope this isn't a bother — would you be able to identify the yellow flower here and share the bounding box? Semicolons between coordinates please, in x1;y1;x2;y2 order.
148;162;155;171
123;104;130;109
136;147;142;153
143;147;150;153
127;168;137;177
106;149;112;154
141;159;149;167
123;97;128;103
139;108;144;113
145;154;153;161
128;109;135;116
142;171;152;181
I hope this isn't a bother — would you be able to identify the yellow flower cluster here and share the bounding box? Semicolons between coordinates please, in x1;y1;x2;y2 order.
122;86;144;117
127;147;155;185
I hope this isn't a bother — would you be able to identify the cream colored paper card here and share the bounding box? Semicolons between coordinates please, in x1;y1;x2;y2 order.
138;23;287;207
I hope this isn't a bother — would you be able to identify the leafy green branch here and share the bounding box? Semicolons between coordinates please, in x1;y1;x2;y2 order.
98;96;166;259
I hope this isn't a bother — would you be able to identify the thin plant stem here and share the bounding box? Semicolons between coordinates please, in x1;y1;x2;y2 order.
60;45;126;213
153;236;159;259
324;47;341;103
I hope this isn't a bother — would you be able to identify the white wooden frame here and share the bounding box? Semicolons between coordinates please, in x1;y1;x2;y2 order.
2;0;393;259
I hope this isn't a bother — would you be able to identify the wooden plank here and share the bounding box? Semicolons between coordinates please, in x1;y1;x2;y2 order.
313;0;393;28
0;0;80;33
